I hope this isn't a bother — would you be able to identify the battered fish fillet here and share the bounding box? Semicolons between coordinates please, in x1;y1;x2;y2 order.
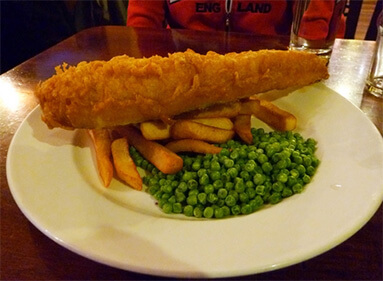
35;49;329;129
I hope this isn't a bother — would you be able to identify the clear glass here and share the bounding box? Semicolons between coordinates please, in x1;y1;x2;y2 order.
289;0;346;59
366;11;383;98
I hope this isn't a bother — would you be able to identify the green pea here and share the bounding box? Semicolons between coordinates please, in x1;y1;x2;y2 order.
213;180;224;190
268;192;282;204
303;156;312;167
222;206;231;217
282;187;293;197
220;173;230;183
290;169;299;179
272;182;284;192
203;207;214;218
186;195;198;206
227;167;239;178
182;171;193;182
216;199;224;207
311;157;320;167
239;192;249;203
276;159;287;169
195;192;205;204
148;185;159;195
162;203;173;214
197;168;207;177
184;205;194;216
210;160;221;171
250;195;264;211
280;149;291;159
230;150;239;160
204;153;213;160
225;194;237;207
214;207;225;218
203;159;211;169
168;195;176;204
302;174;311;184
215;188;226;199
183;157;193;168
147;177;158;186
262;162;273;173
204;184;214;194
248;151;257;160
244;160;256;172
223;158;234;168
293;154;302;164
241;204;252;215
188;189;199;196
207;193;218;204
231;205;241;215
271;153;281;163
175;192;186;203
306;166;316;176
239;149;248;159
253;173;265;185
297;164;306;175
286;176;298;188
173;202;182;213
234;178;245;193
256;185;266;195
153;190;163;200
167;174;176;180
192;161;201;171
292;183;303;193
277;173;288;183
187;179;198;190
245;180;255;189
199;173;210;186
225;181;234;190
193;206;203;218
246;186;256;199
240;170;250;181
219;148;230;157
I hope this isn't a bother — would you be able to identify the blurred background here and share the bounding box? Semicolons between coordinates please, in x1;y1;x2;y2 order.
0;0;380;74
1;0;128;73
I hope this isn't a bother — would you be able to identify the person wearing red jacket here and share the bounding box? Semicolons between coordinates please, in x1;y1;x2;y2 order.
126;0;345;38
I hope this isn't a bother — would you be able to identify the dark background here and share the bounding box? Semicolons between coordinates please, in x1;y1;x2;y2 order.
0;0;128;74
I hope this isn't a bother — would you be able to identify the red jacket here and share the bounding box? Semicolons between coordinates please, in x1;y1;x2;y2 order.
127;0;345;38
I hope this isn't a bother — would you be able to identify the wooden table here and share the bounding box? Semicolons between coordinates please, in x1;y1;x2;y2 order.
1;26;382;280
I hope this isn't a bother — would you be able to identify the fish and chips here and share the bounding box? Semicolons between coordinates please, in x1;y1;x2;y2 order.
34;49;329;189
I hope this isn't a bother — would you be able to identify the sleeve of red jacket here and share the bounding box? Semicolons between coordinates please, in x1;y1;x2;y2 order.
298;0;345;40
127;0;166;28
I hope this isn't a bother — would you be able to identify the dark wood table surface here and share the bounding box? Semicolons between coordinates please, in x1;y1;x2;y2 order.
1;26;382;280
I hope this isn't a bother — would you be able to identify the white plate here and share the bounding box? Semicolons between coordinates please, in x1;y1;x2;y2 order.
6;83;383;278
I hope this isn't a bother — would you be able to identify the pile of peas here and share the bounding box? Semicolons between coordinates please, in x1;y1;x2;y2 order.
129;128;320;219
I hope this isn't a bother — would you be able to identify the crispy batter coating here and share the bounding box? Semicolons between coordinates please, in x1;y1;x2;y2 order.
35;49;329;129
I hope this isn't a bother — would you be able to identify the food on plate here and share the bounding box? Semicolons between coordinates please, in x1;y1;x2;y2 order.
87;129;113;187
233;115;253;144
176;102;242;120
111;138;142;190
137;128;320;218
165;139;223;154
35;48;324;218
115;125;183;175
139;120;171;140
191;117;234;130
170;119;235;143
87;96;302;190
85;96;321;219
35;49;328;130
240;97;297;131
